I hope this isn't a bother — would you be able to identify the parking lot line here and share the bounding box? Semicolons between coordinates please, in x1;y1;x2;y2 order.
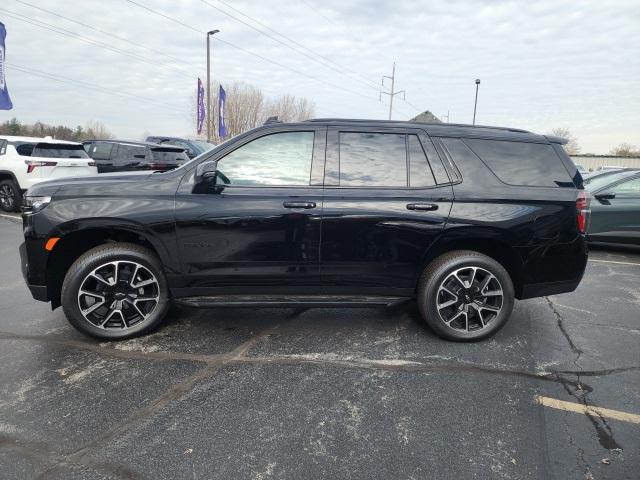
535;395;640;424
589;258;640;267
0;213;20;220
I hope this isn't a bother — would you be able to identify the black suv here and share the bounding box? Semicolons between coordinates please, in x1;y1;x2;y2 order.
19;119;588;341
83;140;190;173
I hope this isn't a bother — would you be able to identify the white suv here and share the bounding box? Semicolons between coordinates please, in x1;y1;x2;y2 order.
0;135;98;212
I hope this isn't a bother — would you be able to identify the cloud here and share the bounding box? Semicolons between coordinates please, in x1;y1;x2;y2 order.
1;0;638;152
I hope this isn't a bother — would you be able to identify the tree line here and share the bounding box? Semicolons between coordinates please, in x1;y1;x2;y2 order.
0;118;114;141
547;127;639;157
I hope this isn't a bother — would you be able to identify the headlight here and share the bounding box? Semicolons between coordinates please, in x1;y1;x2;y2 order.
22;195;52;214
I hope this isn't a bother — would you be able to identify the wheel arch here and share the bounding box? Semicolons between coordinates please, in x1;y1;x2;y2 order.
46;222;176;308
418;230;524;298
0;170;20;186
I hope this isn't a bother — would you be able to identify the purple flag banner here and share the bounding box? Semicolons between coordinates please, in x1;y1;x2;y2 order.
0;22;14;110
218;85;227;138
196;78;205;135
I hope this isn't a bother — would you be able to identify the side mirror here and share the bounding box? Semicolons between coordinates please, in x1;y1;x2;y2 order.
195;160;218;182
594;192;616;204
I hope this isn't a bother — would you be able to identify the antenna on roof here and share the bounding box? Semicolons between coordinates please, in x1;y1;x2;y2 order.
264;116;281;125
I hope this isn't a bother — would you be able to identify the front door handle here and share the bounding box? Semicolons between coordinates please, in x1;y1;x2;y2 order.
406;203;439;211
283;201;316;209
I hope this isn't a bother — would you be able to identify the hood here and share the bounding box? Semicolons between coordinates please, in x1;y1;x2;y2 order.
26;172;153;197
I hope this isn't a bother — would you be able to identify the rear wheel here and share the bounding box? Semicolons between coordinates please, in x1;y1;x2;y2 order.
0;179;22;212
61;243;170;340
417;250;514;341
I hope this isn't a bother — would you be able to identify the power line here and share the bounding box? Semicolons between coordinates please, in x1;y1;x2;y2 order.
13;0;198;69
124;0;378;103
200;0;381;91
8;63;186;114
0;7;195;79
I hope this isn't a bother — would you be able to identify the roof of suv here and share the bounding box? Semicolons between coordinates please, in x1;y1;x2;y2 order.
82;139;185;150
0;135;81;145
280;118;553;144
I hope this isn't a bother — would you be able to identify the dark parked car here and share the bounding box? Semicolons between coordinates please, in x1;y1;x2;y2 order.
145;136;215;159
585;168;640;246
20;119;588;341
83;140;190;173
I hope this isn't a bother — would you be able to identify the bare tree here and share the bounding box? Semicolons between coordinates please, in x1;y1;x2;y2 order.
84;121;114;140
547;127;580;155
610;143;640;157
190;81;315;142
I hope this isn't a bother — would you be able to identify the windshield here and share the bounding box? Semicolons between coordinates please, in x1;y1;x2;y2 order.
31;143;89;158
584;170;639;192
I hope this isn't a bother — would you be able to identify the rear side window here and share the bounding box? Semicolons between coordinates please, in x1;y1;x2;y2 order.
14;142;35;156
464;139;571;187
115;144;147;163
88;142;114;160
339;132;406;187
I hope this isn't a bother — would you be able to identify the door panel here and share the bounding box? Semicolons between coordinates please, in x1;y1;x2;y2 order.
590;177;640;245
174;127;326;293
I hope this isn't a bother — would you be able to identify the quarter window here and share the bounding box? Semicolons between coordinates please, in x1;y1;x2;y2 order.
217;131;314;186
0;140;6;155
464;138;571;187
339;132;407;187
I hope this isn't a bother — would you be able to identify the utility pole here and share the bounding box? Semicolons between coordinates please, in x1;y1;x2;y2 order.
380;62;405;120
472;78;480;125
206;29;220;142
441;110;450;123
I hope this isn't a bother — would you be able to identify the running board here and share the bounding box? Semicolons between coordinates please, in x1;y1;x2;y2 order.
175;295;410;308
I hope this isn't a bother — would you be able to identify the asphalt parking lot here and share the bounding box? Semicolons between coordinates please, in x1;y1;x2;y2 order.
0;214;638;480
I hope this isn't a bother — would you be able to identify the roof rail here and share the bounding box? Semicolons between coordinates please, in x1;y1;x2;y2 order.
304;118;530;133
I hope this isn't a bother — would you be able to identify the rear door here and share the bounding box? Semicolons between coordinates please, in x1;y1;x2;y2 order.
320;127;453;293
30;143;95;179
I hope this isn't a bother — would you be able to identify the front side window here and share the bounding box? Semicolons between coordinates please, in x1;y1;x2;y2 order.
339;132;406;187
217;131;314;186
610;177;640;196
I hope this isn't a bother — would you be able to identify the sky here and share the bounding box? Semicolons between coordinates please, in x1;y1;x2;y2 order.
1;0;639;154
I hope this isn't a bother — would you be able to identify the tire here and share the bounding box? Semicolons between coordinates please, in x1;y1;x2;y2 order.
0;179;22;212
417;250;514;341
61;243;170;340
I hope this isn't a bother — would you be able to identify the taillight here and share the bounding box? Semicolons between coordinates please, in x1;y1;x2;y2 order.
576;190;590;234
88;161;96;167
25;160;57;173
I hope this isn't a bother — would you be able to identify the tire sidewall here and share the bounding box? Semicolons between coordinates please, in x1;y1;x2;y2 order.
0;180;21;213
62;245;170;340
420;253;514;341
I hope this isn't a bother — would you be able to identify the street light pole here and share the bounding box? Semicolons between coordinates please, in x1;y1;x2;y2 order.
472;78;480;125
206;29;219;142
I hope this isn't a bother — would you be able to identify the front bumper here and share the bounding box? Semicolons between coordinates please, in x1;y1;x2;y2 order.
19;241;49;302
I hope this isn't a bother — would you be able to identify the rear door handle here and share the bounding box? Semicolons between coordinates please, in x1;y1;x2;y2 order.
283;201;316;209
406;203;438;211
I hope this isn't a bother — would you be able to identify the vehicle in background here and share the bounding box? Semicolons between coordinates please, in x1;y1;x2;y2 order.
582;166;624;180
575;164;587;175
0;135;97;212
585;168;640;246
20;118;588;342
83;140;190;173
145;136;216;159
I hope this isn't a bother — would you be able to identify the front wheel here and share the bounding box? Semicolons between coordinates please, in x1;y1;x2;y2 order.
61;243;170;340
417;250;515;341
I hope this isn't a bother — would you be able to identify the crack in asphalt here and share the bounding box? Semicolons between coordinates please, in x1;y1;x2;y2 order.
545;296;623;454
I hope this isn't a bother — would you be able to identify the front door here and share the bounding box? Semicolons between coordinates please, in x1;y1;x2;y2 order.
590;175;640;245
320;127;454;294
175;127;326;293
